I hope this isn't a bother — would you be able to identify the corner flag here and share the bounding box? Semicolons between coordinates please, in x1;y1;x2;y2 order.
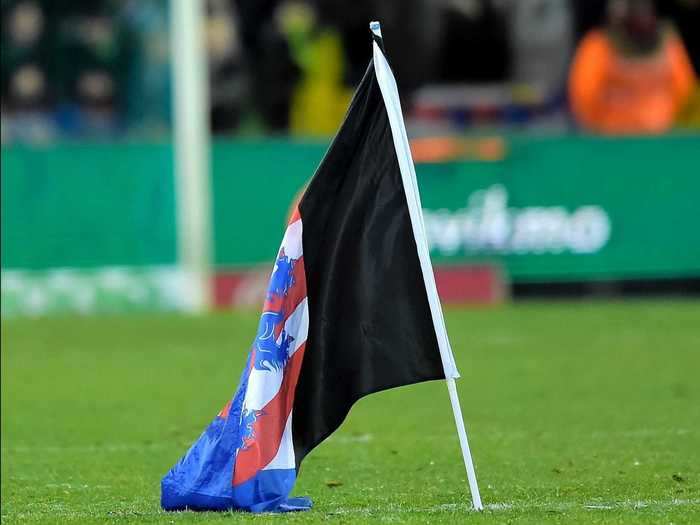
161;21;481;513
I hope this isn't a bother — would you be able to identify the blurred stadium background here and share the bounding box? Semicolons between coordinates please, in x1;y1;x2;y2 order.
2;0;699;316
2;2;700;523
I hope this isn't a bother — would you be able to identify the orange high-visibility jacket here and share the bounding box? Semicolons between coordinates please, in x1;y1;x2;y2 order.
569;29;696;134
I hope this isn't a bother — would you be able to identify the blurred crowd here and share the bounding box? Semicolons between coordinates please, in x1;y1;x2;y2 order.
1;0;699;143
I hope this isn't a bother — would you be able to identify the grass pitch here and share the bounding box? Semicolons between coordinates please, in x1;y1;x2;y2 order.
2;300;699;524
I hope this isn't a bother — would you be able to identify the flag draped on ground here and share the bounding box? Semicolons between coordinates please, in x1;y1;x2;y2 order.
161;25;458;513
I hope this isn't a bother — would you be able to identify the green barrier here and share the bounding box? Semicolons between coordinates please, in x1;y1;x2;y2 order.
1;142;177;269
418;134;700;281
211;139;325;266
3;135;700;287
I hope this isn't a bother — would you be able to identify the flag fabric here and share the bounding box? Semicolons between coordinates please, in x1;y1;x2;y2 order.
161;27;456;513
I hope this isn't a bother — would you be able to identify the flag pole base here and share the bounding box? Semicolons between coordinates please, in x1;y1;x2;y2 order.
446;378;484;511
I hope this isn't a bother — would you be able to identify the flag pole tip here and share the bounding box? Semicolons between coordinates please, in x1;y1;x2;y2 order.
369;21;382;38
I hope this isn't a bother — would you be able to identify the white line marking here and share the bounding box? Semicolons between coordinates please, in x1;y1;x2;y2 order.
326;498;700;516
2;443;169;453
328;433;374;444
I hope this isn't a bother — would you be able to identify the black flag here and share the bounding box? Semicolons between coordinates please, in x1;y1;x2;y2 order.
292;34;446;466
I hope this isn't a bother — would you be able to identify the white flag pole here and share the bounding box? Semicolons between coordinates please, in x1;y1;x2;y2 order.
446;378;484;510
370;21;483;511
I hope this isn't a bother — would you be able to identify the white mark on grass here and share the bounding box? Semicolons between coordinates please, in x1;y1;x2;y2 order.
327;498;700;516
328;434;374;444
482;335;520;346
590;428;692;439
483;502;514;510
487;499;699;513
414;428;696;444
45;483;112;491
3;443;168;454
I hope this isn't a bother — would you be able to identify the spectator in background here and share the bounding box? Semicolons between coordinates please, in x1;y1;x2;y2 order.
282;1;352;137
436;0;511;83
206;0;245;133
2;0;138;140
121;0;171;136
569;0;696;134
501;0;574;97
235;0;300;132
1;1;55;142
572;0;608;40
657;0;700;73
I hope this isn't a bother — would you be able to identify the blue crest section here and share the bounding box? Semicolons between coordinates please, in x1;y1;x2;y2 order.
268;254;295;298
239;408;264;450
251;251;298;372
253;312;293;372
160;248;311;513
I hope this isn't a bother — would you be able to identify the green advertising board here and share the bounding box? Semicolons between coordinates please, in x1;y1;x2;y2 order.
1;142;177;269
2;134;699;315
417;135;700;281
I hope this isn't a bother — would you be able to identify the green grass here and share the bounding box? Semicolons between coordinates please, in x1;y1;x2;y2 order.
2;300;699;524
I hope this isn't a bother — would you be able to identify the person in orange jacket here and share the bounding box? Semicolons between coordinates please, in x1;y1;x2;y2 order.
569;0;696;134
